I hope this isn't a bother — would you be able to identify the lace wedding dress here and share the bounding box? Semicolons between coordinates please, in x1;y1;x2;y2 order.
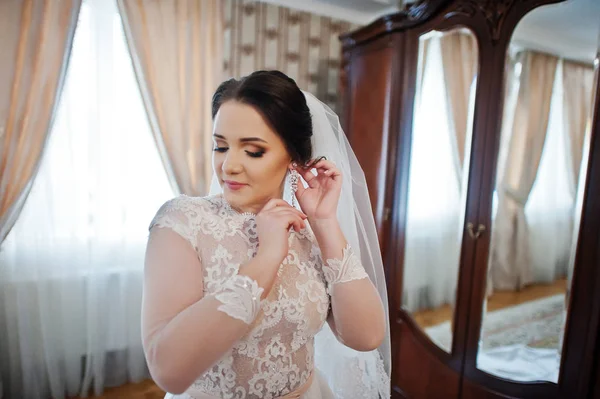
148;193;372;399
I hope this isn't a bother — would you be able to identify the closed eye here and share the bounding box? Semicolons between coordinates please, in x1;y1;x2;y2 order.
212;147;265;158
246;150;265;158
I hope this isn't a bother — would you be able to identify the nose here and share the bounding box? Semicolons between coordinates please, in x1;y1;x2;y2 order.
221;150;243;175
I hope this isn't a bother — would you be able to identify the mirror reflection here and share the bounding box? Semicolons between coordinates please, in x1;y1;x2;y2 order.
403;28;478;353
478;0;600;383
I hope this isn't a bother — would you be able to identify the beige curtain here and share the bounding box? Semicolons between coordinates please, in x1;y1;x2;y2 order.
117;0;223;196
486;54;521;297
563;61;596;291
490;51;559;290
562;60;595;196
0;0;82;245
439;31;478;185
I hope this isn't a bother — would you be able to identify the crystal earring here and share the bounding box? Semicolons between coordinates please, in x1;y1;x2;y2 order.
288;169;300;208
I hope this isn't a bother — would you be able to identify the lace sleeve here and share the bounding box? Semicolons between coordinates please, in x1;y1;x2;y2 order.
213;274;264;324
149;196;197;251
322;243;369;295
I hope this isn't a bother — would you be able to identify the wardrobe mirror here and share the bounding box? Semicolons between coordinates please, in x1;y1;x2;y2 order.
402;27;479;354
478;0;600;383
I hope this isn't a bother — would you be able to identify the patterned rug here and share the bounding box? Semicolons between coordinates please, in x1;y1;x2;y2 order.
425;294;566;353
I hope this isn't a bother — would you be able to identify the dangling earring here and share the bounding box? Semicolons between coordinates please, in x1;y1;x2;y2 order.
288;169;300;208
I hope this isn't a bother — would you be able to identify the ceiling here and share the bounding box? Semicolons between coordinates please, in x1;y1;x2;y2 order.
262;0;600;64
512;0;600;64
258;0;397;25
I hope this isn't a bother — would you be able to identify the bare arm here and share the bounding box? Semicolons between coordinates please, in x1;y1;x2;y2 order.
311;219;386;352
142;227;278;394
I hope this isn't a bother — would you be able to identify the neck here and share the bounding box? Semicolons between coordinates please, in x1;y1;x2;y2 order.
223;190;285;215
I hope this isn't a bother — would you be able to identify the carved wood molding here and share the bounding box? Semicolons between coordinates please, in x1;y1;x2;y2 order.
340;0;452;50
443;0;561;42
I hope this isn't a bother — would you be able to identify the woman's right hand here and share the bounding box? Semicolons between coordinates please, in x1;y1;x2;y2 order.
255;198;307;266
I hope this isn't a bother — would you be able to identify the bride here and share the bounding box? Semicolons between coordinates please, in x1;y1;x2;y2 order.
143;70;391;398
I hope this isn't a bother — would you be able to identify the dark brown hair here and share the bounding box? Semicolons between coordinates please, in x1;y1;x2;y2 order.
212;70;318;167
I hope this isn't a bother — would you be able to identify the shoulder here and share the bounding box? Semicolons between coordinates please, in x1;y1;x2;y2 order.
149;194;223;231
148;194;223;250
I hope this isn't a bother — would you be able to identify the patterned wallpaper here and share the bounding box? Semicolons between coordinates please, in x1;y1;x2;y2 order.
222;0;359;111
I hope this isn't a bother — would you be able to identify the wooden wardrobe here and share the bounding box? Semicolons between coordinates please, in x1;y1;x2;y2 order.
339;0;600;398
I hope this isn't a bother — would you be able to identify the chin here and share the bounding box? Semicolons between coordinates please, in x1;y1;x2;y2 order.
223;189;248;205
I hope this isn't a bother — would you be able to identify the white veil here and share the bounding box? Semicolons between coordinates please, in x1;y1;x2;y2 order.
209;91;391;398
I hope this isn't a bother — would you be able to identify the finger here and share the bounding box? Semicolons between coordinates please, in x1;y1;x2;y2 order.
261;198;292;212
312;158;336;169
291;219;304;232
298;156;327;170
315;162;342;181
292;215;306;231
279;214;305;231
294;166;319;188
314;164;342;181
270;206;307;219
313;160;340;175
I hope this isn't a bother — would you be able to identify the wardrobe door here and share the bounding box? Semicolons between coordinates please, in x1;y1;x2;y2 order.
389;23;484;398
595;351;600;399
461;2;600;398
340;1;488;396
342;33;401;253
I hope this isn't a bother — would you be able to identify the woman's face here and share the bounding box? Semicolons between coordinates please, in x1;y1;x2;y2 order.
212;101;292;214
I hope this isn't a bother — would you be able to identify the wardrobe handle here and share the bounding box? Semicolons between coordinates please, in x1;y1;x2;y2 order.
467;223;486;240
384;207;392;222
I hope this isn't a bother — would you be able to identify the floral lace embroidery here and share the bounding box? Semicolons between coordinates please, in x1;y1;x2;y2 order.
148;196;199;251
214;274;264;324
151;194;331;398
190;351;241;397
322;243;369;295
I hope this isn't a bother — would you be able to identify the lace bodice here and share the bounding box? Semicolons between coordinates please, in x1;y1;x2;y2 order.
148;194;369;398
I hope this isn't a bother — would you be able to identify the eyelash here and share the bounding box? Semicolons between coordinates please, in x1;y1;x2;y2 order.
213;147;265;158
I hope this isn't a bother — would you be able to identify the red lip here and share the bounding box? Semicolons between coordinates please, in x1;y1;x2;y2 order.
224;180;247;190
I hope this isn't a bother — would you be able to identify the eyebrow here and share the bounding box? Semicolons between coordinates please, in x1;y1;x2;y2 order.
213;134;268;144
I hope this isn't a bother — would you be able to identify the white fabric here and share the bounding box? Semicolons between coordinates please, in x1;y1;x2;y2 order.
561;60;596;288
164;370;334;399
490;53;587;296
439;31;478;186
491;51;559;290
117;0;222;197
149;195;331;398
209;91;391;397
214;274;265;325
477;345;560;383
403;37;470;312
322;244;369;295
562;60;595;196
525;61;574;284
0;1;173;397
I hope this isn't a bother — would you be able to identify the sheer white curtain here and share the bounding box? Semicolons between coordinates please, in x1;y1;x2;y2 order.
525;61;573;283
0;1;173;398
403;37;473;312
491;56;589;291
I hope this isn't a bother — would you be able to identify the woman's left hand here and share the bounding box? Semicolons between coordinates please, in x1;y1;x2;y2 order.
292;158;342;221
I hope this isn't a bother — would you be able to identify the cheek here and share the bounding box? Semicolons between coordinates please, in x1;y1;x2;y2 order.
212;154;223;174
248;158;284;185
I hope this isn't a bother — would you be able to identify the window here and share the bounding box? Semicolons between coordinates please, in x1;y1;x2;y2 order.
1;0;173;278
